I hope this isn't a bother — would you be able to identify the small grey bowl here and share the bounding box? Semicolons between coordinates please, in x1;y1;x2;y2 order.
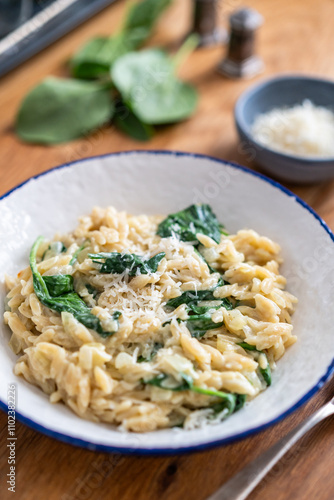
235;75;334;183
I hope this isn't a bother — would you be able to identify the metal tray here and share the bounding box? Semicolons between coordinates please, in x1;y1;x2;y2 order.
0;0;117;78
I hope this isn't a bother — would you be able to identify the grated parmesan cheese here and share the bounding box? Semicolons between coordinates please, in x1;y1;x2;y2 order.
251;99;334;158
89;236;215;326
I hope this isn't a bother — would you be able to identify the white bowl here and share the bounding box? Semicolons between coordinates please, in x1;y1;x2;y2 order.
0;151;333;454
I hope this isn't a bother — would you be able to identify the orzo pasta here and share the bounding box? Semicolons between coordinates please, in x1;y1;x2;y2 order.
3;204;297;432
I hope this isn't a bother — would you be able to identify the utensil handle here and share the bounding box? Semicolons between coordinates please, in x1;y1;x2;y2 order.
207;400;334;500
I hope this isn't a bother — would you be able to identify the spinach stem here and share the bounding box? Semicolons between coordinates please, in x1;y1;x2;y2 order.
172;34;199;73
30;236;50;298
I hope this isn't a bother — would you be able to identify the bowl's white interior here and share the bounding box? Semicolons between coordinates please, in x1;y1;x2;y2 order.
0;151;333;452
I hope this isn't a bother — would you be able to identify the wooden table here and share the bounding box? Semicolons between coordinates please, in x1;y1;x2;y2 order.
1;1;334;499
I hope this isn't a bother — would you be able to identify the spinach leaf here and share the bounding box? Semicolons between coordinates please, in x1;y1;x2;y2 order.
143;372;244;417
70;0;172;80
69;242;88;266
42;241;67;260
190;386;239;416
212;393;246;415
70;34;132;80
166;289;217;309
194;247;216;274
166;287;232;311
43;275;74;297
234;393;247;412
186;312;224;339
114;99;154;141
165;279;231;338
161;310;223;338
238;342;272;386
260;364;272;387
30;237;120;337
16;77;114;144
238;342;258;351
89;251;165;275
145;372;193;391
123;0;172;46
85;283;99;299
111;48;197;124
137;342;163;362
157;204;224;244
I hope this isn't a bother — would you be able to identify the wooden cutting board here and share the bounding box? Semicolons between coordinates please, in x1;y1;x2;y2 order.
0;1;333;499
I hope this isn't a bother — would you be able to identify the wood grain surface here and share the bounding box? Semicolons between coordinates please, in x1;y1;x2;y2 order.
1;1;334;499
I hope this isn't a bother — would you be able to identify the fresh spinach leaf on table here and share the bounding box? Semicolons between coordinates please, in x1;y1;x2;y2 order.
89;251;165;275
30;237;120;337
15;1;198;144
111;47;198;125
123;0;172;46
114;99;154;141
70;0;172;80
70;35;130;80
16;78;114;144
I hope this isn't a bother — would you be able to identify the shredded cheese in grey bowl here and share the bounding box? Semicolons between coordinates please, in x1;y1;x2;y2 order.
251;100;334;158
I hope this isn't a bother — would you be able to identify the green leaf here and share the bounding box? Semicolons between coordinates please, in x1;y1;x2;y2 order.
157;204;223;244
42;241;67;260
43;275;74;297
144;372;193;391
69;241;88;266
111;49;197;124
30;237;120;337
186;312;224;339
166;288;232;310
212;393;246;415
16;77;114;144
165;276;231;339
191;386;238;416
238;342;272;386
143;372;244;418
70;0;172;80
260;364;272;386
194;247;216;274
70;35;132;80
114;99;154;141
123;0;172;46
85;283;99;299
234;393;247;411
137;342;163;362
238;341;258;351
89;251;165;275
171;34;199;72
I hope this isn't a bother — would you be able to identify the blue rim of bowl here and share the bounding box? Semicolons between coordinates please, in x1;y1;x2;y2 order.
234;74;334;165
0;149;333;455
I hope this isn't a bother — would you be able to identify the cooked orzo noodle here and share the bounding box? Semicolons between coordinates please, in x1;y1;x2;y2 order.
3;204;297;432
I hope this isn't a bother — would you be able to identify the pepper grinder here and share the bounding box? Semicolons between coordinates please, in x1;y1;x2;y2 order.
191;0;227;47
218;7;264;78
